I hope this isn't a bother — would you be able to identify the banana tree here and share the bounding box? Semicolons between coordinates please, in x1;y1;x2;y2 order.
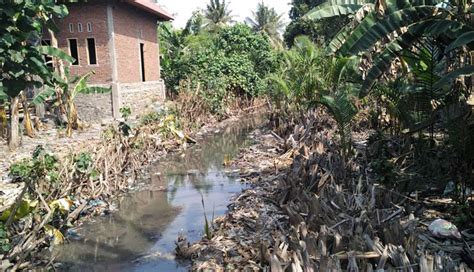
51;69;110;137
0;1;69;150
306;0;474;97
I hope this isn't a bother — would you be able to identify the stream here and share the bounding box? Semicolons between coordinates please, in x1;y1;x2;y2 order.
56;117;262;271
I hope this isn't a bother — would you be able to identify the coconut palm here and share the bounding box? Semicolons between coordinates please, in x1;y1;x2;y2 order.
204;0;233;31
246;1;286;47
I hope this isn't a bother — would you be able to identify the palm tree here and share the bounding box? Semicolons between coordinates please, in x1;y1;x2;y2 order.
246;1;286;48
204;0;233;31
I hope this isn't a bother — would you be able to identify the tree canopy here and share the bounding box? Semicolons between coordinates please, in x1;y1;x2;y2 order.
246;2;286;48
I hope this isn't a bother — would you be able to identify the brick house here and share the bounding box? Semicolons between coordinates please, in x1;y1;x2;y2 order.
44;0;173;120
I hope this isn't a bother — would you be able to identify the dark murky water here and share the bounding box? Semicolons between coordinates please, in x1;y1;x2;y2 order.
56;117;262;271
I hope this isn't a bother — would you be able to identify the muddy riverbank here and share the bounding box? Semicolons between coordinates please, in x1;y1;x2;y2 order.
183;111;474;271
52;114;267;270
0;101;267;270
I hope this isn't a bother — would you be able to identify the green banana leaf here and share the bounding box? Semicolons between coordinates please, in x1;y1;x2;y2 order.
445;31;474;52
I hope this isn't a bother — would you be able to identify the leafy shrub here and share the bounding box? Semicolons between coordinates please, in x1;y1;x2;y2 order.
118;106;132;136
160;24;278;113
74;152;93;174
10;145;59;184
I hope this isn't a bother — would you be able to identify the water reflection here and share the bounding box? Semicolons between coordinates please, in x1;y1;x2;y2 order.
57;116;263;271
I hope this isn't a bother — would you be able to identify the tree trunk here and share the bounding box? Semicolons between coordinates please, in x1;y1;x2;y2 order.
8;96;20;150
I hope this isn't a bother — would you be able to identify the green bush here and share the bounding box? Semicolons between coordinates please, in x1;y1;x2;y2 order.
10;146;59;184
160;23;278;113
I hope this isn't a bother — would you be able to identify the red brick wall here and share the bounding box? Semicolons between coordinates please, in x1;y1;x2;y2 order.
43;1;161;85
113;3;161;83
49;3;113;84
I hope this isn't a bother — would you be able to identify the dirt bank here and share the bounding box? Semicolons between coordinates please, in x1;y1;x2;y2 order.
182;111;474;271
0;102;266;270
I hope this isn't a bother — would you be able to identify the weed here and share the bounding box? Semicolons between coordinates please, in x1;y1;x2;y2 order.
119;106;132;137
9;145;59;184
0;224;11;253
74;152;93;174
201;194;213;240
140;112;163;126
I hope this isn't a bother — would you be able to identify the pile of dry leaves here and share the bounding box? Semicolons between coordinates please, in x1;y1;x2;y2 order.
179;110;474;271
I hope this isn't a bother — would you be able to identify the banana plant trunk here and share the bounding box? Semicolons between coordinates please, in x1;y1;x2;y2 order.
66;96;81;137
7;96;20;150
22;93;35;138
0;107;6;139
48;29;68;117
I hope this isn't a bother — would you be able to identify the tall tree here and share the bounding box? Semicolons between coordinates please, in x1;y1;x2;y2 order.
204;0;233;31
246;2;286;48
0;2;70;150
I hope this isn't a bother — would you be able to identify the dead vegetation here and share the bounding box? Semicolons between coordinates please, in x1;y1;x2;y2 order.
1;117;192;270
179;110;474;271
0;92;270;270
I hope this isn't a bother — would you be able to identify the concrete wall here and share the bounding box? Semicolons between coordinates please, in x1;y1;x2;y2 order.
75;92;114;122
75;80;165;122
120;80;166;117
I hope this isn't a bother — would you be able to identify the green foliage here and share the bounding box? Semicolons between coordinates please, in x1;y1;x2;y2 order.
184;10;205;36
305;0;474;207
246;2;286;48
284;0;349;46
160;23;278;113
9;145;59;184
0;224;11;253
0;198;38;223
119;106;132;120
204;0;233;31
201;194;213;240
140;112;163;126
74;152;93;174
119;106;132;136
269;35;360;157
269;36;329;109
0;1;69;98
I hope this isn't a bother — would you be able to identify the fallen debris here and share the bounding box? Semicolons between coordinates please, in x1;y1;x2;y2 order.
181;110;474;271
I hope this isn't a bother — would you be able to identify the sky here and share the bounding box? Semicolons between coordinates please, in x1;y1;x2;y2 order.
156;0;291;29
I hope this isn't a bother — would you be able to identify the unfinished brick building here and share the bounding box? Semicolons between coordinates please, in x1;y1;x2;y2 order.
44;0;173;120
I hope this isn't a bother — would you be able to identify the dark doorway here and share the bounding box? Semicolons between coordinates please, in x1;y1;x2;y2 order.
68;39;79;65
140;43;145;82
86;38;97;65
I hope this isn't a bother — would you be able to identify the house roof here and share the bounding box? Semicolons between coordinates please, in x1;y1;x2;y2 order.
124;0;174;21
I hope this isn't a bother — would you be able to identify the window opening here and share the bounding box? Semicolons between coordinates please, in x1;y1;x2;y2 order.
86;38;97;65
140;43;145;82
68;39;79;65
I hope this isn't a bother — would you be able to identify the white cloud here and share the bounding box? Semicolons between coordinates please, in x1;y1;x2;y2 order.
157;0;291;29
